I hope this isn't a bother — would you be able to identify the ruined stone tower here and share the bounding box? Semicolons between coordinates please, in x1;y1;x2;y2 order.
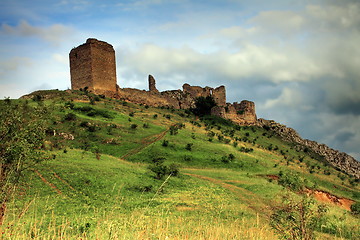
69;38;117;96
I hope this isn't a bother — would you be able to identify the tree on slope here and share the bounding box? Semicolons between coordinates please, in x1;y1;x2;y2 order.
0;100;48;224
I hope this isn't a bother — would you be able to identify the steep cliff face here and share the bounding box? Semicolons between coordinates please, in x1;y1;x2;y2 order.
257;118;360;179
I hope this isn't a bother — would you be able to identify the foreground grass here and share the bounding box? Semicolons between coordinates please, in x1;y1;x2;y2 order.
3;150;277;239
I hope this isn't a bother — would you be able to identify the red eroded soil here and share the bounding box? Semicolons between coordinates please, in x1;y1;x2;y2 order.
306;189;355;211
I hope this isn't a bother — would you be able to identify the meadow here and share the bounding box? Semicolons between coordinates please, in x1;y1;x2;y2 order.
0;90;359;239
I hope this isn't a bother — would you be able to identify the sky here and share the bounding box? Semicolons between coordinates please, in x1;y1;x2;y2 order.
0;0;359;160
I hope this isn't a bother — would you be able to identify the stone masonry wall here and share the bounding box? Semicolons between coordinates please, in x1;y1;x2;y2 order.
211;100;257;125
70;38;117;97
213;86;226;106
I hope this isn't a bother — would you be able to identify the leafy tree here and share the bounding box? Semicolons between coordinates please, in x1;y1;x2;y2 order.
270;195;328;240
191;96;217;116
0;102;49;223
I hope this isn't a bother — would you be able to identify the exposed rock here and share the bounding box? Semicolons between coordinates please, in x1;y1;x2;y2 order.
58;132;75;140
257;118;360;179
148;75;159;93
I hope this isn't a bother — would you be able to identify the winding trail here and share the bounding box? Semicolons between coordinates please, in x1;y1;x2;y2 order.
34;170;62;195
183;172;273;216
121;127;170;160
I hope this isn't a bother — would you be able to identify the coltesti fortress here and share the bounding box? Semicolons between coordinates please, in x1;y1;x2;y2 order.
69;38;257;125
69;38;360;178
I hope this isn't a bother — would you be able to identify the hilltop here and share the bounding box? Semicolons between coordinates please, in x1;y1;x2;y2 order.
1;89;359;239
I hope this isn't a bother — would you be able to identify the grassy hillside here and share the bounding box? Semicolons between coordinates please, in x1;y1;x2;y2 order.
1;90;359;239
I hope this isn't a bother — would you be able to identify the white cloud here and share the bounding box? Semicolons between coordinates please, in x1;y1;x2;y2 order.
249;10;305;36
1;20;74;46
262;87;304;109
0;57;33;78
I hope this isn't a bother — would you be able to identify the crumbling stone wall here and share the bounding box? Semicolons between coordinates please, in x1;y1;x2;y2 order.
212;86;226;106
211;100;257;125
69;38;117;97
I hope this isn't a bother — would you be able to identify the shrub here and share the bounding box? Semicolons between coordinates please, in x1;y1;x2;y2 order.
64;113;77;121
143;123;150;128
130;124;138;129
168;163;180;177
87;125;97;132
153;114;158;119
80;121;89;127
162;140;169;147
221;156;230;163
169;125;178;135
350;202;360;215
221;154;235;163
185;143;193;151
148;157;180;180
191;96;217;116
278;171;304;191
183;155;193;162
64;101;74;109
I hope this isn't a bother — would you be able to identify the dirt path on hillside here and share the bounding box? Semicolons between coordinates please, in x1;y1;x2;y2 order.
121;127;170;160
53;172;76;191
183;172;272;216
34;170;62;195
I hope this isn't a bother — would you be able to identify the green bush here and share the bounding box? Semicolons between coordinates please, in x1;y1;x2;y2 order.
162;140;169;147
185;143;193;151
278;171;304;191
148;157;180;180
64;113;77;121
350;202;360;215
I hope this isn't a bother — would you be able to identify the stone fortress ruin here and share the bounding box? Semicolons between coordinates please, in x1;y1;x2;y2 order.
69;38;257;125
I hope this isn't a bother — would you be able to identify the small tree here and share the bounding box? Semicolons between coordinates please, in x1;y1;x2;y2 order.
191;96;217;116
270;195;328;240
0;102;48;223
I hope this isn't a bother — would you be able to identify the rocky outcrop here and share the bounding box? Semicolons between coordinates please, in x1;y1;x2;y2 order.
148;75;159;93
257;118;360;179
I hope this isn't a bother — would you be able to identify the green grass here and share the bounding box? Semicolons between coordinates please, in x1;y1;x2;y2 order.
1;90;359;239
